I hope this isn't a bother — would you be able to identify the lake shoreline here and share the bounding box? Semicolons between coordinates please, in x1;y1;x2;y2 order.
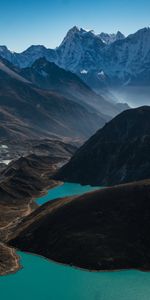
3;181;150;277
0;180;63;276
2;181;150;300
9;180;150;276
14;248;150;276
0;181;98;276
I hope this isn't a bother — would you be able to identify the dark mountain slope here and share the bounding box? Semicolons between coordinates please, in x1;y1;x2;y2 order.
9;179;150;271
20;58;125;118
56;106;150;186
0;58;106;144
0;143;76;274
0;144;75;242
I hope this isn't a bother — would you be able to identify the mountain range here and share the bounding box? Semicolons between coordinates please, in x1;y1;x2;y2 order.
20;57;127;117
0;57;104;145
0;54;128;159
0;26;150;106
98;31;125;44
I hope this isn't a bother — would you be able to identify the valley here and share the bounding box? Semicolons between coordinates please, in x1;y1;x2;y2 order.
1;83;150;277
0;0;150;296
0;22;150;300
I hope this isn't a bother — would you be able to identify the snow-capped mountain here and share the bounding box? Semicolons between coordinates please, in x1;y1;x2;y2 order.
56;26;104;73
101;27;150;82
55;27;110;91
0;26;150;105
98;31;125;44
56;26;150;104
56;26;150;88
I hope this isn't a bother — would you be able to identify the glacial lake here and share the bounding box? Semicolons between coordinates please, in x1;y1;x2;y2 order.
36;182;100;205
1;183;150;300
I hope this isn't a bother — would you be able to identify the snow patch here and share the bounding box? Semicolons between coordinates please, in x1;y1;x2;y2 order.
98;70;105;76
0;145;8;149
98;70;106;79
40;70;48;77
80;69;88;74
0;159;12;165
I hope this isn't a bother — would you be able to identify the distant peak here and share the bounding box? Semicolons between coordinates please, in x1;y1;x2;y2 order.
68;26;80;34
80;27;95;33
98;31;125;44
60;26;97;48
128;27;150;40
142;26;150;31
66;26;95;36
116;31;125;36
134;27;150;35
24;45;47;53
0;45;9;51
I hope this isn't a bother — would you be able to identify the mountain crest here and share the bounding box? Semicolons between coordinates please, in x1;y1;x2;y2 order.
59;26;99;48
98;31;125;44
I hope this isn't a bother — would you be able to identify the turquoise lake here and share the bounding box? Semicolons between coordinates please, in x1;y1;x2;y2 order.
36;182;99;205
1;183;150;300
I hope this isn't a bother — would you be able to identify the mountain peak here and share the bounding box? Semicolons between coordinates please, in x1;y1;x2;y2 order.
98;31;125;44
126;27;150;44
66;26;95;35
69;25;80;33
22;45;47;54
129;27;150;37
58;26;104;72
61;26;96;43
0;45;9;52
116;31;125;39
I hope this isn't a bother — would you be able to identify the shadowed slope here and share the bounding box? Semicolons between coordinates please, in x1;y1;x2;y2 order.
9;179;150;271
56;106;150;186
0;57;106;144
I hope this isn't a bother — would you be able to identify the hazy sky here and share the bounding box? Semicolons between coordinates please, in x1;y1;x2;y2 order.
0;0;150;52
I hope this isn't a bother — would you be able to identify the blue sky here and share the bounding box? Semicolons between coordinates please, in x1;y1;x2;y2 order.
0;0;150;52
